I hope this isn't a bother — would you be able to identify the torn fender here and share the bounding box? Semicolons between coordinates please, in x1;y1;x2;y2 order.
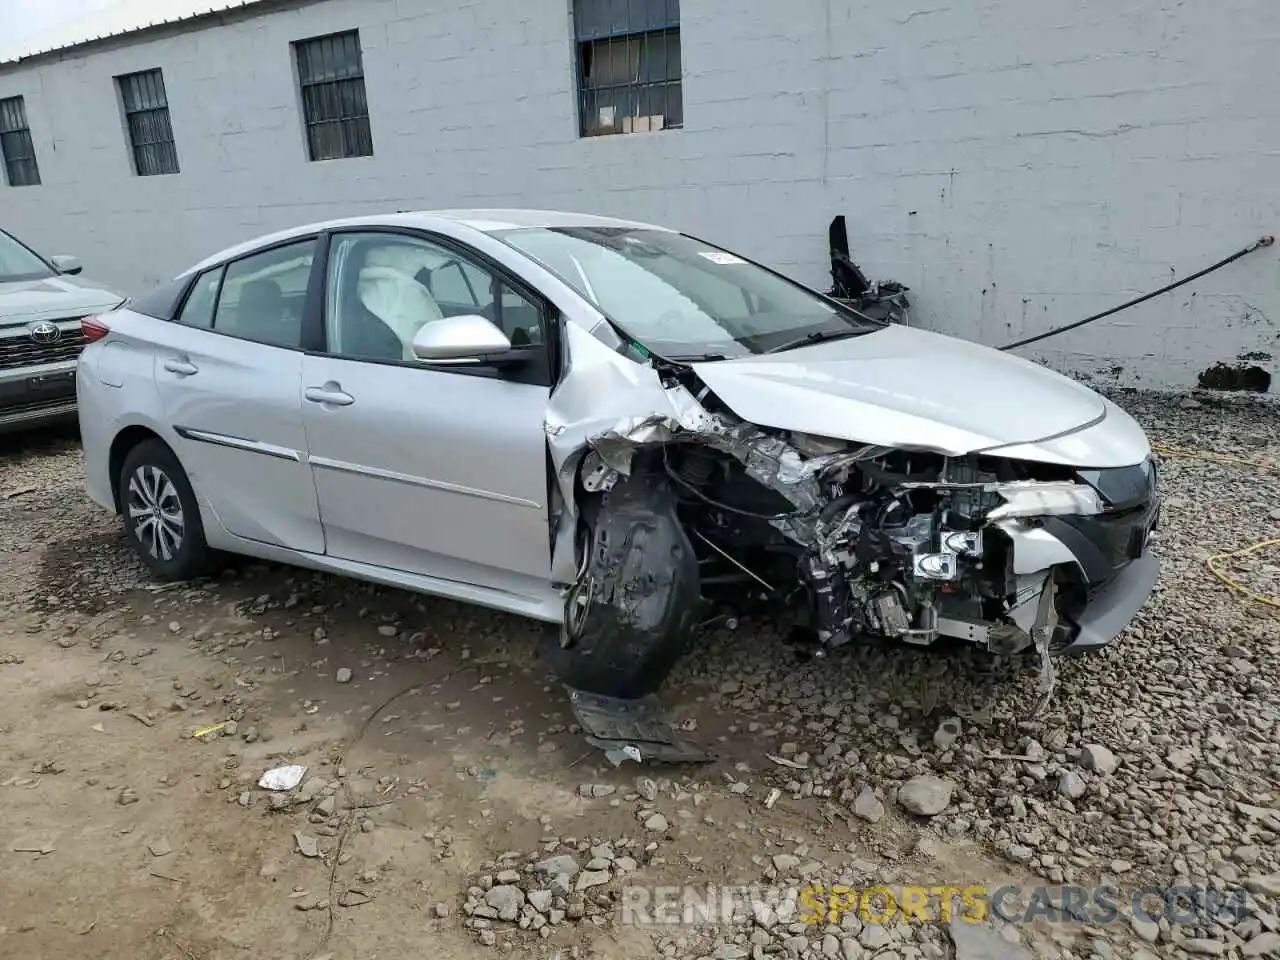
545;323;705;582
545;323;829;582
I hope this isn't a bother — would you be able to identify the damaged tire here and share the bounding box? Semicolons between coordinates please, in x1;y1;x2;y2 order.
544;472;701;699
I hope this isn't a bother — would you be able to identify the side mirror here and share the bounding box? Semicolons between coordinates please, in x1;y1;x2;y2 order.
410;314;512;363
51;255;82;275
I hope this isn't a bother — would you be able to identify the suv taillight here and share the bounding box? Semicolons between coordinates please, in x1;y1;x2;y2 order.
81;316;110;342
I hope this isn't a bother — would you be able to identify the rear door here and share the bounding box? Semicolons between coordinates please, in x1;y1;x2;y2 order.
152;237;324;553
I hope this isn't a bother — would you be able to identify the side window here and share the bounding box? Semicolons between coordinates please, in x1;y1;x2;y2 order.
494;284;542;348
176;267;222;329
324;232;543;362
211;240;315;349
428;259;493;312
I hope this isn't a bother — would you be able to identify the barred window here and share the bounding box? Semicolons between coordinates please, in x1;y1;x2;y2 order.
294;30;373;161
574;0;682;137
0;96;41;186
117;69;180;176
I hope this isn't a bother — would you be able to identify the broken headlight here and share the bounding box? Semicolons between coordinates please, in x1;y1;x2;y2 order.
985;481;1104;521
1075;458;1157;511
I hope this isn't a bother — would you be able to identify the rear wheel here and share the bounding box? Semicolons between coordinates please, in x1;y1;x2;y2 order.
119;439;211;581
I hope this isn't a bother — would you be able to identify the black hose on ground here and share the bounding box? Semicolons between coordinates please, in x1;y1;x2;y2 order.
998;235;1275;352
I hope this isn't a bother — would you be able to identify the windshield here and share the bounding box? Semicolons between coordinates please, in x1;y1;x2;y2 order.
496;226;878;358
0;227;55;281
0;229;55;282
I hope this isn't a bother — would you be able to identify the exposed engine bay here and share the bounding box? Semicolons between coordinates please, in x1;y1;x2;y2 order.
657;438;1075;654
543;324;1160;760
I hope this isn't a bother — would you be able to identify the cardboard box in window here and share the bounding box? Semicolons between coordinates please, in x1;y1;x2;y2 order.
621;115;665;134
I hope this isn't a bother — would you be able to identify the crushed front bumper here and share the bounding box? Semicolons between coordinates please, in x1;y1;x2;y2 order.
1056;550;1160;655
998;469;1160;655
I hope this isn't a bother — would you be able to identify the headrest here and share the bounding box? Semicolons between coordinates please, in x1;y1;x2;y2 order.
239;278;282;315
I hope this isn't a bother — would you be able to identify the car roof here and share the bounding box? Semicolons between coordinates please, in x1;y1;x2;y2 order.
188;209;672;275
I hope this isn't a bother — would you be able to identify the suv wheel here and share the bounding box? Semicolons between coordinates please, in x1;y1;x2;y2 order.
119;439;211;581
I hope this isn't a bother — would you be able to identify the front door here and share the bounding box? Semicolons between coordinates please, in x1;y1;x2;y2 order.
300;230;553;597
153;238;324;553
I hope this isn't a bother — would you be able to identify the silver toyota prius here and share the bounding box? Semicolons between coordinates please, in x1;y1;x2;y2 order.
78;210;1159;722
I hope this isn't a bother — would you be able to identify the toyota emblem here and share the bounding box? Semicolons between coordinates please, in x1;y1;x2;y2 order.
28;321;61;344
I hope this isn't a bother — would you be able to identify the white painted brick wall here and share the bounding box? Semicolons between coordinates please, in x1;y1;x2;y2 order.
1;0;1277;389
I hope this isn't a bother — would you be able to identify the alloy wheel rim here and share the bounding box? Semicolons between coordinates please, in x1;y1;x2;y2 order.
127;465;184;561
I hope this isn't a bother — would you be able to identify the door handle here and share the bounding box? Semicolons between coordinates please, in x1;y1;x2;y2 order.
304;385;354;406
162;358;198;377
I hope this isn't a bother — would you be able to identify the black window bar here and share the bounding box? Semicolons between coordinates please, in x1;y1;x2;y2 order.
117;69;180;176
574;0;682;137
0;95;41;186
295;30;374;161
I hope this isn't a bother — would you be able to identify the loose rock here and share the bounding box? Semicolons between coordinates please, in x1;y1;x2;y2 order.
897;776;954;816
535;854;580;878
852;786;885;824
643;813;668;833
1080;744;1117;774
933;718;961;751
484;885;525;922
1058;771;1087;799
294;832;320;858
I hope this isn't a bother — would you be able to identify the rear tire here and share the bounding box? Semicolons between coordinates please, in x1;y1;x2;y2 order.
119;439;212;582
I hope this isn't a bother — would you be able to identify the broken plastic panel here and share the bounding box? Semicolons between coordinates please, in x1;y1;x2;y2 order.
566;688;712;765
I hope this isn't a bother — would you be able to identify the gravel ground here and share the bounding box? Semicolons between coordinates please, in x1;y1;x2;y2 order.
676;391;1280;878
0;391;1277;960
658;390;1280;953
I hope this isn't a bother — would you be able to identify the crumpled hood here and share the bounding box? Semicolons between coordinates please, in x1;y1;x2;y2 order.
691;324;1131;460
0;275;122;327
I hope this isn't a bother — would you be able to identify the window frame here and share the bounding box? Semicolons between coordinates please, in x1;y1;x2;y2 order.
130;272;198;320
169;234;322;352
0;94;41;187
116;68;180;177
293;29;374;162
573;0;682;138
307;227;558;387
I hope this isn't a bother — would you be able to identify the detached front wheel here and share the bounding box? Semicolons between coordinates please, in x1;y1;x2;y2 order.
542;472;701;699
119;439;211;581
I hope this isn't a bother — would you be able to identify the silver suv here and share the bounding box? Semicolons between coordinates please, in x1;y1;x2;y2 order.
1;227;123;434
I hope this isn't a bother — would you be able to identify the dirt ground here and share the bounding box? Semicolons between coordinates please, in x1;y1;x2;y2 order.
0;430;999;960
1;396;1276;960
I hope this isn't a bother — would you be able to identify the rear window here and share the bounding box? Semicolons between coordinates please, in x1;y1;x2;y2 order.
128;273;195;321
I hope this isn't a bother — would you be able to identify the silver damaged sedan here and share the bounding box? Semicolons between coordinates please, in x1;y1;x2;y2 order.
78;211;1160;733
